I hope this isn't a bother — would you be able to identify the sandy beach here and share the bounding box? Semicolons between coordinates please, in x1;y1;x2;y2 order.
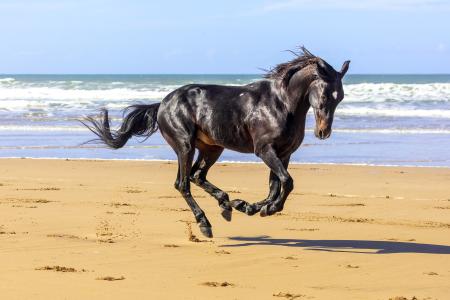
0;158;449;299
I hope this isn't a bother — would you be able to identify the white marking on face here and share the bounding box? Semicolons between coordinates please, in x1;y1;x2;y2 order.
332;91;338;100
239;93;244;97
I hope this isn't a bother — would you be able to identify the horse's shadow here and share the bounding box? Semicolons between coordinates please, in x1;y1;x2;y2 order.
222;236;450;254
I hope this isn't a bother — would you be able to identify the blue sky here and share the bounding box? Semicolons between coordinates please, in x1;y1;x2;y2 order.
1;0;449;74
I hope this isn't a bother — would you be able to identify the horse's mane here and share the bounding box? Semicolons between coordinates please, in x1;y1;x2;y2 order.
264;46;319;87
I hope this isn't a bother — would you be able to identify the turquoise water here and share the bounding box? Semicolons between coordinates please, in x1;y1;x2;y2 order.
0;74;449;167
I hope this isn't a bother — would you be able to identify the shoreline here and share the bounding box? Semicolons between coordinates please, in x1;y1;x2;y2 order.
1;156;449;169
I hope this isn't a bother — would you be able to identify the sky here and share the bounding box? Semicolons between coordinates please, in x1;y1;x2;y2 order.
1;0;449;74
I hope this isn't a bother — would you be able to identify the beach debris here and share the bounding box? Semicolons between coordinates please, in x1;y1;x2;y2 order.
423;272;438;275
201;281;234;287
215;250;231;254
163;244;180;248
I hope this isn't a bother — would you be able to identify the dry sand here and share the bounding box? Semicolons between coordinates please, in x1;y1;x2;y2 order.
0;158;449;299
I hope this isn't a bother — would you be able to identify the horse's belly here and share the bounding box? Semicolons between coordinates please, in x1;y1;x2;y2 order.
196;128;254;153
196;130;219;146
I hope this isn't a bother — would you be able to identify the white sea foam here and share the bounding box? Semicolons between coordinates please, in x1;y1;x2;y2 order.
0;77;16;83
344;83;450;102
332;128;450;134
0;87;170;101
338;107;450;118
0;82;449;103
0;81;449;120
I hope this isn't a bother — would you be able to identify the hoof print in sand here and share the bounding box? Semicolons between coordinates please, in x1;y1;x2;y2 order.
344;264;359;269
180;220;210;243
273;292;305;299
0;225;16;235
109;202;132;208
163;244;180;248
35;266;88;273
125;187;144;194
47;233;86;240
389;297;421;300
282;256;298;260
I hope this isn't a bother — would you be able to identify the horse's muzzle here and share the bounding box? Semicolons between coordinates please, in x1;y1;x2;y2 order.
314;125;332;140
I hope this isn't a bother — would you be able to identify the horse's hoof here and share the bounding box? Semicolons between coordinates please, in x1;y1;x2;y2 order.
260;205;269;217
260;204;277;217
230;199;247;212
221;207;232;222
245;204;257;216
199;225;213;238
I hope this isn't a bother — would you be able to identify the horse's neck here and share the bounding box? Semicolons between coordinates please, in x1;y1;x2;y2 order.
282;71;313;114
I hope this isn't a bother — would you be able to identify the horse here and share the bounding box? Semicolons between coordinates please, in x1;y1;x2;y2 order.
82;47;350;238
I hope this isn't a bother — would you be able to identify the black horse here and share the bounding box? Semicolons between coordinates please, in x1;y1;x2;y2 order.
82;47;350;238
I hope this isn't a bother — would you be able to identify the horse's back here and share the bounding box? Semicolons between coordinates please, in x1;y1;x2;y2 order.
158;82;266;152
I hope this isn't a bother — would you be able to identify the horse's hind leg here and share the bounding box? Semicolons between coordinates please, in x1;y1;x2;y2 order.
190;145;233;221
176;143;213;238
161;122;213;238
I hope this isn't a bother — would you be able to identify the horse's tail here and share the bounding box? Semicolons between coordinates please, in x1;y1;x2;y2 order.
81;103;160;149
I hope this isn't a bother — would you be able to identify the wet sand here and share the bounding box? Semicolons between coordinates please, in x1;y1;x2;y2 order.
0;158;449;299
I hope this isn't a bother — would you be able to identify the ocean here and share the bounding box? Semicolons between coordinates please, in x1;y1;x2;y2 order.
0;74;449;167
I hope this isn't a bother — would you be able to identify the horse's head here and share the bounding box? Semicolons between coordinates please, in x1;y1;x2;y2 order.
308;59;350;140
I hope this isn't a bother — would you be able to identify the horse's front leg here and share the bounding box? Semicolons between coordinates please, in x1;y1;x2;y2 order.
256;146;293;217
230;170;281;216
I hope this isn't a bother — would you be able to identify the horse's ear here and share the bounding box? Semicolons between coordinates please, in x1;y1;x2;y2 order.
316;58;334;79
339;60;350;77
